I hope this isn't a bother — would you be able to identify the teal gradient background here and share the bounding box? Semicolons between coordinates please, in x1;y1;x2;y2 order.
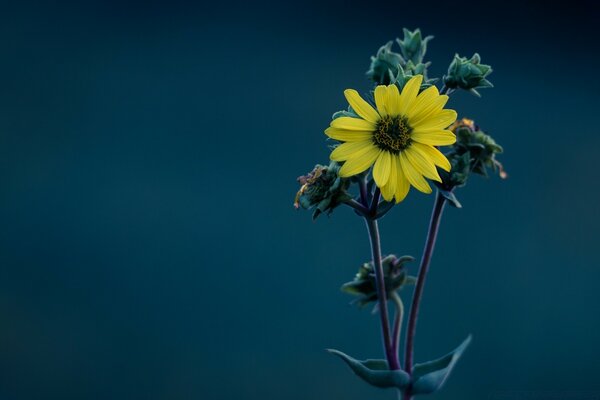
0;1;598;399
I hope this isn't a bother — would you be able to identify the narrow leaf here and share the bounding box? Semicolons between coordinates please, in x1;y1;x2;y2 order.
410;335;472;395
327;349;410;389
439;189;462;208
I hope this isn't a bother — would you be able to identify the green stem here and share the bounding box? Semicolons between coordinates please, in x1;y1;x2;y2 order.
364;217;400;370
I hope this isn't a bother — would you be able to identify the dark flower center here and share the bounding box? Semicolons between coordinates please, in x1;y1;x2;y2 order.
373;115;412;153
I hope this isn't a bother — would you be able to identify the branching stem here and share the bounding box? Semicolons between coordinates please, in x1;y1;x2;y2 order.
343;199;369;216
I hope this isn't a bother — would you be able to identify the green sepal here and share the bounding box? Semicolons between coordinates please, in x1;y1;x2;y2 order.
439;189;462;208
390;63;437;93
332;106;359;120
409;335;472;395
327;349;410;389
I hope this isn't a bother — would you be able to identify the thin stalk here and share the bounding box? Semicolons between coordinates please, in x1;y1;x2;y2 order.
369;187;381;217
343;199;369;216
359;177;369;207
403;191;447;399
390;291;404;357
364;217;401;370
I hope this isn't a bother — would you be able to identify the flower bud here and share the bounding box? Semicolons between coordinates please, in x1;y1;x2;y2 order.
341;255;415;307
390;61;437;92
294;162;351;220
443;53;493;96
366;41;405;85
396;28;433;65
367;29;435;87
438;118;506;189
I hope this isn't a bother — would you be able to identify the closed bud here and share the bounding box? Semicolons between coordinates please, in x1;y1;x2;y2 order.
438;118;506;189
341;255;415;307
366;41;405;85
396;28;433;65
443;53;493;96
390;62;437;92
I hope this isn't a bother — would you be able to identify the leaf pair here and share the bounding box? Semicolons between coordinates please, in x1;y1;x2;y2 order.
328;335;471;395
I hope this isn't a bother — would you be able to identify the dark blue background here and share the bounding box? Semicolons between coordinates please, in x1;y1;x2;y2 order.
0;1;598;399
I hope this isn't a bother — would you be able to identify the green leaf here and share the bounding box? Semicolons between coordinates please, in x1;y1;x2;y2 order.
410;335;472;395
439;189;462;208
327;349;410;389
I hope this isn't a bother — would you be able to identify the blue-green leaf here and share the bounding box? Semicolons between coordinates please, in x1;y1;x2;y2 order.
410;335;472;395
327;349;410;389
439;189;462;208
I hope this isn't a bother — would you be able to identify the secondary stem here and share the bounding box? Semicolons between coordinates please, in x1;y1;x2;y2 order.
364;217;401;370
359;177;369;206
403;191;448;398
369;187;381;217
391;291;404;357
343;199;369;216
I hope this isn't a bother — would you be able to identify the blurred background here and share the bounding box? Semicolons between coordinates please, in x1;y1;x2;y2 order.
0;0;598;399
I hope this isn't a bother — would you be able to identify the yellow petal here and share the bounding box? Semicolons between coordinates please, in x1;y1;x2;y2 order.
411;142;451;172
344;89;380;124
330;116;376;131
404;147;441;183
374;86;388;116
330;140;373;161
407;85;438;116
398;75;423;114
411;129;456;146
409;95;449;127
416;109;457;131
399;152;432;194
386;84;401;116
380;155;397;201
338;146;381;177
395;157;410;203
325;127;373;142
373;151;392;187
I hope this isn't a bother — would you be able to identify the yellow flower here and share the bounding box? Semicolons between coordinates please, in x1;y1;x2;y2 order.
325;75;457;203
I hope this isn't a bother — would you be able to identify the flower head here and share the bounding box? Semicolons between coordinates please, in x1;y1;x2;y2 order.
325;75;457;203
